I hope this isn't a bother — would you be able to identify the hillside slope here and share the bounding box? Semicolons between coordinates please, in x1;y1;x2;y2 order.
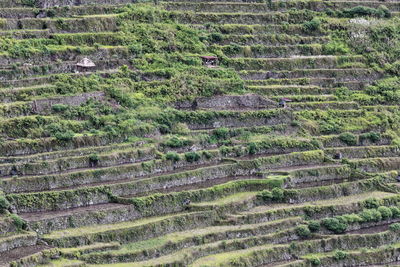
1;0;400;266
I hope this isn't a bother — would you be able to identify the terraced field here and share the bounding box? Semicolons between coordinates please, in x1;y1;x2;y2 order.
1;0;400;266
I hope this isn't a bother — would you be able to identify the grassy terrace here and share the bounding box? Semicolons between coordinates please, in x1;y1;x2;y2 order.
1;0;400;266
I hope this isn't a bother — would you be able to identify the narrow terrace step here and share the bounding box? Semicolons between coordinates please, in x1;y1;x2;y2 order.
288;101;359;111
198;23;323;36
0;5;123;19
245;78;367;89
232;191;398;224
0;69;119;88
0;59;128;80
239;68;380;81
247;85;336;96
212;34;329;46
42;210;218;247
21;203;136;235
189;191;258;211
164;1;400;13
172;11;315;25
80;217;302;264
269;94;337;102
0;29;51;39
0;45;129;66
225;55;365;71
0;231;38;253
0;0;133;8
0;144;156;177
325;145;400;160
0;244;53;266
0;142;146;164
1;16;118;33
220;44;325;58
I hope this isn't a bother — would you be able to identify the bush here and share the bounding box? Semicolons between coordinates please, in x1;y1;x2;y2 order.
10;214;26;230
202;151;212;159
363;198;380;209
323;41;350;55
360;209;382;222
248;142;257;155
163;136;192;148
309;256;321;266
389;223;400;232
52;104;69;112
166;151;181;162
257;190;273;201
390;206;400;218
339;132;357;146
296;225;311;238
378;206;393;219
334;250;348;261
322;218;348;233
89;153;100;165
308;220;320;232
0;196;10;213
184;152;200;163
271;187;285;201
341;5;390;18
54;130;75;142
303;18;321;32
213;127;229;140
360;132;381;143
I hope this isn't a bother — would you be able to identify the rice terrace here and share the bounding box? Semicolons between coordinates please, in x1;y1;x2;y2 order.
1;0;400;266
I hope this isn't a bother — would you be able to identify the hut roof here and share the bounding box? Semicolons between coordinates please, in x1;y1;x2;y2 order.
76;57;96;68
200;56;218;60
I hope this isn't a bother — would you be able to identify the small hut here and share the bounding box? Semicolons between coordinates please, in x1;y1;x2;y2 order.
279;98;292;108
200;56;218;68
76;57;96;73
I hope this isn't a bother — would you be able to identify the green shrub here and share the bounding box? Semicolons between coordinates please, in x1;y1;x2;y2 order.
323;41;350;55
89;153;100;164
339;132;357;146
52;104;69;112
378;206;393;219
248;142;257;155
184;152;200;163
363;198;380;209
308;220;320;232
271;187;285;201
360;132;381;143
202;151;212;159
10;214;26;230
163;137;193;148
303;18;321;32
0;196;10;213
389;223;400;232
166;151;181;162
54;130;75;142
390;206;400;218
309;256;321;266
257;190;273;201
360;209;382;222
322;218;348;233
295;225;311;238
341;5;390;18
334;250;348;260
212;127;230;140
